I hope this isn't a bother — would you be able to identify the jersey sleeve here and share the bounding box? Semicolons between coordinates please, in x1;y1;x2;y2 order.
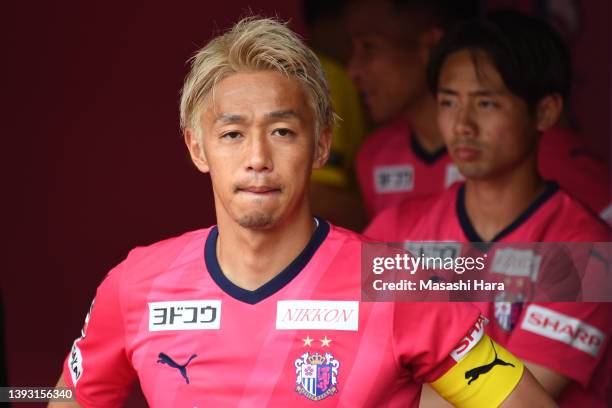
62;261;137;407
506;302;610;387
392;302;485;383
393;303;524;406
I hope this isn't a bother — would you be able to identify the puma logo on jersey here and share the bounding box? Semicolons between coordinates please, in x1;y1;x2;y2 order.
465;339;515;385
157;353;197;384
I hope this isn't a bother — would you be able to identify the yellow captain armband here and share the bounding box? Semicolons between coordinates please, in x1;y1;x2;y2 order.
430;335;524;408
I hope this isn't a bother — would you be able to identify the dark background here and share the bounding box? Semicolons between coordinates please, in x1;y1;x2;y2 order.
2;1;609;407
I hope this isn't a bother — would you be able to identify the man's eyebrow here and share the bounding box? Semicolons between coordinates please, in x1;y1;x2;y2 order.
265;110;300;120
437;88;458;96
214;114;246;124
437;88;503;97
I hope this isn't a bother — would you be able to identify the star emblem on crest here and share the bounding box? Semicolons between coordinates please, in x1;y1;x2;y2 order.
320;336;332;347
302;335;314;347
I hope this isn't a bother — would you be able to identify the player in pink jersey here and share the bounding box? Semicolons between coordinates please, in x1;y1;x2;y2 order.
357;120;611;221
539;126;612;224
49;16;554;408
347;1;610;221
355;116;462;217
346;0;477;218
365;10;611;407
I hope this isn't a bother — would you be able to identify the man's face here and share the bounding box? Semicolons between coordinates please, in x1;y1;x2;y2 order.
436;50;538;180
186;70;329;230
346;1;430;124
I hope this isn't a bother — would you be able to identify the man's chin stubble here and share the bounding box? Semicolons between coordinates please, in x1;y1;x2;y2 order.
237;213;278;230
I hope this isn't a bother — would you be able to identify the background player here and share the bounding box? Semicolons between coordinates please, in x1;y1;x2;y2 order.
49;16;552;408
346;0;478;217
365;10;611;407
346;0;611;224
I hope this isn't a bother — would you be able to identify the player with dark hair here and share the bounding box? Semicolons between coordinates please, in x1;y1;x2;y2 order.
48;16;553;408
366;10;611;407
348;0;611;225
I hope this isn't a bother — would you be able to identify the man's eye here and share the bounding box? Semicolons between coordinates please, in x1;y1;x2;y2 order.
222;131;242;139
272;128;295;137
478;100;497;109
438;98;456;108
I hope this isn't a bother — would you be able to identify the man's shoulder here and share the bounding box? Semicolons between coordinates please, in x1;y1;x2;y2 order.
117;227;213;283
127;227;212;259
328;222;369;246
549;189;611;241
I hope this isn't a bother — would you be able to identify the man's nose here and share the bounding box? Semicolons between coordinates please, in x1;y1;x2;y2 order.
454;106;477;138
245;134;273;172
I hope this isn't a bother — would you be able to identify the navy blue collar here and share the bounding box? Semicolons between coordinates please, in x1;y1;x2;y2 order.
204;217;330;305
410;132;447;165
456;181;559;242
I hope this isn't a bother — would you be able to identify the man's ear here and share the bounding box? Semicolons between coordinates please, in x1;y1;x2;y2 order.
184;128;209;173
313;127;332;169
535;94;563;132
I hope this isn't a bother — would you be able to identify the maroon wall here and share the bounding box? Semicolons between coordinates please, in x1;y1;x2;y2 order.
2;0;609;406
3;1;304;405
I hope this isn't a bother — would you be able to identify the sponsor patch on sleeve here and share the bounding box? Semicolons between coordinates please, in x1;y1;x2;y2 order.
69;341;83;386
521;304;605;357
450;315;488;362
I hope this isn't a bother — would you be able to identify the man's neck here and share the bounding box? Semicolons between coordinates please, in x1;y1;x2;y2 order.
405;94;444;153
464;161;545;242
215;206;316;291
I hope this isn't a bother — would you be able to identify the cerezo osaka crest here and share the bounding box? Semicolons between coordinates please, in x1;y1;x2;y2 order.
295;352;340;401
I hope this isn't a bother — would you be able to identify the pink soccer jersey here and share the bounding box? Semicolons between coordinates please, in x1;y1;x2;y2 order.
63;220;488;407
539;127;612;224
355;117;462;217
364;182;612;407
356;122;611;223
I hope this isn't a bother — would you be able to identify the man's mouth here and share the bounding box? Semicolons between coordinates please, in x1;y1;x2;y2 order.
454;146;481;161
237;186;281;195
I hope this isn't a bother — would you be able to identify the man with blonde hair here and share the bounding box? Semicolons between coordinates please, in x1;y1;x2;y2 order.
50;17;552;407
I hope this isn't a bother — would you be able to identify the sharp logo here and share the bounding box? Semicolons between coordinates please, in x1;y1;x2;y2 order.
451;315;488;362
521;305;605;357
148;300;221;331
276;301;359;331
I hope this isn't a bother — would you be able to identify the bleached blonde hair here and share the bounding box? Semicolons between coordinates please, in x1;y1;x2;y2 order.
179;16;335;141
